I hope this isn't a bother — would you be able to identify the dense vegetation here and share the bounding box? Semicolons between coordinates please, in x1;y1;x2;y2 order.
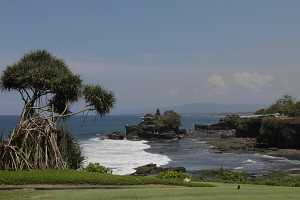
126;109;183;139
140;109;182;132
158;170;191;180
255;95;300;117
195;168;300;187
2;168;300;188
84;163;112;174
0;170;212;187
57;128;84;169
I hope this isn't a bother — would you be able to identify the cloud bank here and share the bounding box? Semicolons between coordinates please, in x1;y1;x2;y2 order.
207;72;274;93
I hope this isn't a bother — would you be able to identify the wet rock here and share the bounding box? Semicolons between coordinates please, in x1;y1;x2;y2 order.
107;132;125;140
132;163;186;176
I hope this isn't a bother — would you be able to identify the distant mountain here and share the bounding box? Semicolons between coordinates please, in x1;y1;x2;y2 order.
112;103;266;115
161;103;266;114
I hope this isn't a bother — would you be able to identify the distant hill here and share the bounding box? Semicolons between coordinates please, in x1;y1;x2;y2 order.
161;103;265;114
112;103;266;115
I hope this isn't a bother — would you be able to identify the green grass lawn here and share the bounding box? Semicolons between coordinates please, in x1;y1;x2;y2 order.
1;183;300;200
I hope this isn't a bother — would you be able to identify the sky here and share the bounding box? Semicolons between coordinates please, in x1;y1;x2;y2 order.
1;0;300;114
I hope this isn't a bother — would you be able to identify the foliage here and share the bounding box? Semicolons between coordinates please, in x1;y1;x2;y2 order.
138;110;181;133
0;50;115;117
221;115;241;129
84;163;112;174
0;170;213;187
195;168;248;183
57;128;84;169
83;85;115;117
254;171;300;187
255;95;300;117
161;111;181;131
195;169;300;187
158;170;190;180
195;115;240;131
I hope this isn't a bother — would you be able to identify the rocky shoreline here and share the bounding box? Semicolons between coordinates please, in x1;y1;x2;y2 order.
193;130;300;162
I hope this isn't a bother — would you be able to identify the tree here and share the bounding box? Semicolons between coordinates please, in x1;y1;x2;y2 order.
1;50;115;118
0;50;115;170
289;102;300;117
255;95;297;116
162;111;181;131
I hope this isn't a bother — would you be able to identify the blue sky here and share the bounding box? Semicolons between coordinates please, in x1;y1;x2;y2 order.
1;0;300;114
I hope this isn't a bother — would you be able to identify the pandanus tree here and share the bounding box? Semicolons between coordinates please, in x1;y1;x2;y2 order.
0;50;115;170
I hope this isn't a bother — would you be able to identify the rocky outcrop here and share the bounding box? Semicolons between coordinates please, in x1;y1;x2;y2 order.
132;163;186;176
126;126;188;140
125;110;188;140
106;132;125;140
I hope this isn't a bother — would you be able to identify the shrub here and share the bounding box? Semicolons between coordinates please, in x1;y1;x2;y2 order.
84;163;112;174
158;170;190;180
221;115;241;129
57;128;84;169
195;168;248;183
0;170;213;187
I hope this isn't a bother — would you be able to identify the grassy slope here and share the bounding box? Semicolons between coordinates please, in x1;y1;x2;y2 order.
1;183;300;200
0;170;211;187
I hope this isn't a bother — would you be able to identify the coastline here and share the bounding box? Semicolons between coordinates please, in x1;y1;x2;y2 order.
193;130;300;173
144;133;300;175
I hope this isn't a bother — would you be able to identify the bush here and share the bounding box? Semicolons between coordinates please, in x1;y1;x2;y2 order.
57;128;84;169
195;169;300;187
0;170;213;187
158;170;190;180
195;168;248;183
221;115;241;129
84;163;112;174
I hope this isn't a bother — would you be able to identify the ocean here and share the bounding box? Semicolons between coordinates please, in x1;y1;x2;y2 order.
1;114;300;175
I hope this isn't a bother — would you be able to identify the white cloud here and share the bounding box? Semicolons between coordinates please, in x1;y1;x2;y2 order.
233;72;274;91
207;74;226;91
207;72;274;95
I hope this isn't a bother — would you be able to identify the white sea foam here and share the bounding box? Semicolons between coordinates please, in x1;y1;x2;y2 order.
234;166;244;170
258;154;300;164
80;138;171;175
259;154;279;159
242;159;257;164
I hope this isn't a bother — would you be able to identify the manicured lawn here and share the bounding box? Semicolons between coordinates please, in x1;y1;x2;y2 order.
1;183;300;200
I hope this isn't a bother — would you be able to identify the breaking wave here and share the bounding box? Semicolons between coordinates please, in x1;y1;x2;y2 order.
80;138;171;175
